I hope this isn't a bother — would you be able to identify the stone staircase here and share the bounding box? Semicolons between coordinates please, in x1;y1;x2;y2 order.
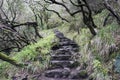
39;30;89;80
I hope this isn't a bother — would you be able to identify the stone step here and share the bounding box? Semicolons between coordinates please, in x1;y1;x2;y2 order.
59;38;72;42
50;61;80;69
54;49;73;55
39;77;84;80
51;54;72;60
72;48;79;52
51;44;79;51
63;47;79;52
47;66;64;70
61;46;73;48
44;69;70;78
58;41;78;46
50;60;74;67
60;44;79;49
55;48;78;52
55;48;79;52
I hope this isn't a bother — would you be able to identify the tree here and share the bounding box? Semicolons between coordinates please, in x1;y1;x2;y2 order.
42;0;97;35
26;0;51;29
103;0;120;25
0;52;24;67
0;0;42;53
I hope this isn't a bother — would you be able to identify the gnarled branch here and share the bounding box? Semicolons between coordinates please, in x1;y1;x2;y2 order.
104;0;120;22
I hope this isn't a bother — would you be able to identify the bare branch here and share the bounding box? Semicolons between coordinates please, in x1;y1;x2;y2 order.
12;22;38;28
0;8;10;22
104;0;120;22
69;0;85;7
71;10;88;16
44;0;52;4
37;2;69;22
45;8;69;22
49;0;72;16
103;13;111;26
0;0;3;8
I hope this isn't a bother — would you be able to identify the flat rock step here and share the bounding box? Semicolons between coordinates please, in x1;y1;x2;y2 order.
54;50;72;55
39;77;84;80
50;60;75;67
63;48;79;52
61;47;78;51
51;44;78;50
54;48;79;53
47;66;64;70
58;42;78;46
50;61;80;69
50;60;74;64
61;45;79;49
51;54;72;57
44;69;70;78
51;54;72;60
60;38;72;42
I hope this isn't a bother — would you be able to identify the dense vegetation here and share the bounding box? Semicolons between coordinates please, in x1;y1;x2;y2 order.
0;0;120;80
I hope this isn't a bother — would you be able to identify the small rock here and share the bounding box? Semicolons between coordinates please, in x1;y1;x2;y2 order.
69;70;88;79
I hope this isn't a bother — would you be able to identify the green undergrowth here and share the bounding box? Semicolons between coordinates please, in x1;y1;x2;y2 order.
52;10;120;79
91;11;120;79
94;10;109;28
92;22;118;57
0;9;120;79
38;10;120;79
0;32;55;79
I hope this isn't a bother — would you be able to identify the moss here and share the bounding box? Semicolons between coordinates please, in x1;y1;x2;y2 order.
78;70;88;78
0;52;23;67
13;33;54;62
0;33;55;78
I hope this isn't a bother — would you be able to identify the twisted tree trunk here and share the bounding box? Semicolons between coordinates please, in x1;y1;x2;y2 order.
0;52;24;67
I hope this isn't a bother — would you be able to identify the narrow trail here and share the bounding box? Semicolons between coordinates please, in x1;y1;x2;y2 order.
39;30;89;80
